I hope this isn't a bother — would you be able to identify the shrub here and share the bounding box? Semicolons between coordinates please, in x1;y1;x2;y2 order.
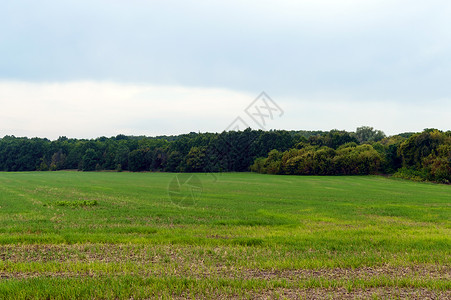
55;200;98;208
393;167;427;182
250;157;266;173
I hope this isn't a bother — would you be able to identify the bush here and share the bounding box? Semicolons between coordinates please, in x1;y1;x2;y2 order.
55;200;98;208
250;157;266;173
393;167;427;182
254;144;382;176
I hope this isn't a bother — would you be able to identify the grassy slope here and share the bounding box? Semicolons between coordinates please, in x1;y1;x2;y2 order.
0;172;449;299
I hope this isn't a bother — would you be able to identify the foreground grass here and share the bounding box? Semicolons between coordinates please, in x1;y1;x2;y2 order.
0;276;449;300
0;172;449;298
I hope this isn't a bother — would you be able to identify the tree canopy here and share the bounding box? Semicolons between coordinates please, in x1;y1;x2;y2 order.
0;128;449;183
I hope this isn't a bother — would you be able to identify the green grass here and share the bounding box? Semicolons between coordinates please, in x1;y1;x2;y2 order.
0;172;449;298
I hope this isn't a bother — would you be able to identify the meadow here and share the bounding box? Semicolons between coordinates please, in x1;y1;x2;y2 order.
0;172;449;299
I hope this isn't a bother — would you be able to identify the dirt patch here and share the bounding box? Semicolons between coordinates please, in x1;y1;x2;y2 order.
244;288;451;300
240;265;451;281
171;288;451;300
0;244;449;289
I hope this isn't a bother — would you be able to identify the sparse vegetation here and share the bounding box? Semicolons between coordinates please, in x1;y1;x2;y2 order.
55;200;98;208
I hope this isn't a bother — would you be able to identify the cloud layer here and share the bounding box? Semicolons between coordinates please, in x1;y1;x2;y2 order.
0;81;449;140
0;1;450;138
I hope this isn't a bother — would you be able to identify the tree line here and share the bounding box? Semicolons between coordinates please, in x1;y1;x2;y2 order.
252;128;450;183
0;130;304;173
0;127;449;183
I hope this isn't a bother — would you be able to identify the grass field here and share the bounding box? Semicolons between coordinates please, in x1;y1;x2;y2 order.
0;172;449;299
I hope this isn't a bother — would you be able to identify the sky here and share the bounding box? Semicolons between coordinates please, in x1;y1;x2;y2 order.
0;0;450;139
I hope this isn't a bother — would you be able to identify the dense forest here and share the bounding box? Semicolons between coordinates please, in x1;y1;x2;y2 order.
0;127;449;183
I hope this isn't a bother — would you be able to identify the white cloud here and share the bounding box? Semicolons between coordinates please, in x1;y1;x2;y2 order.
0;81;448;139
280;96;451;135
0;81;253;139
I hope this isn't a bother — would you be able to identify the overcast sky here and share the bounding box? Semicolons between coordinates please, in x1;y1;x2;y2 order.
1;0;450;139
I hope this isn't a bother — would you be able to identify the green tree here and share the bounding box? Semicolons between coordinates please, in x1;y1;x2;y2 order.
354;126;386;143
398;129;445;168
50;150;66;171
185;146;207;172
129;149;152;172
82;149;98;171
152;147;167;170
115;144;130;171
165;151;184;172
